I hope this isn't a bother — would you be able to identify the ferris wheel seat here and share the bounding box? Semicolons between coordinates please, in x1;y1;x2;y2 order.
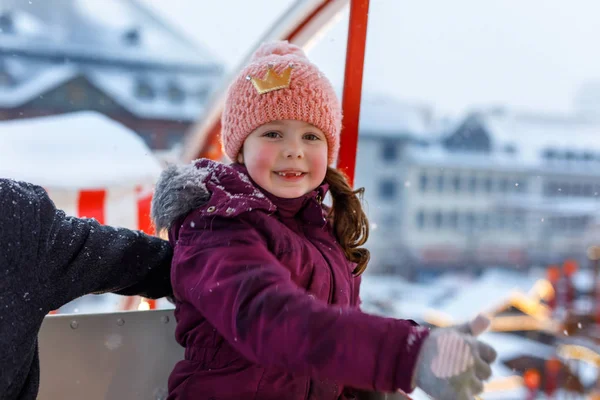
38;309;183;400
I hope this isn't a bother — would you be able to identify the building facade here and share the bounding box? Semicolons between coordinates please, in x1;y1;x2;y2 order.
357;105;600;279
0;0;223;151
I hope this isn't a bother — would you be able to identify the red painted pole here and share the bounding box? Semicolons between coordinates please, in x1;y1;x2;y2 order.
337;0;370;187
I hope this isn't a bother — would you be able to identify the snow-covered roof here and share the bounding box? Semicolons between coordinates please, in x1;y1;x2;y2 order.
359;94;432;139
0;0;220;67
478;110;600;167
0;59;214;120
0;111;162;189
410;109;600;175
0;64;77;107
86;68;209;121
0;1;223;120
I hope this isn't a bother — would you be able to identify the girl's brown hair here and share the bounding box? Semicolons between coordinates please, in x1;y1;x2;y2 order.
324;167;370;275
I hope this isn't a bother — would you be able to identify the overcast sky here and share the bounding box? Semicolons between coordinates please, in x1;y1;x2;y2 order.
141;0;600;117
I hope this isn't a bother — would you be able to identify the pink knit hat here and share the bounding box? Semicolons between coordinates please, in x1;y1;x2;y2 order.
221;41;342;164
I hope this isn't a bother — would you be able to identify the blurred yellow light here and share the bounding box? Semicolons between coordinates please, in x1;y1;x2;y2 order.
558;344;600;366
528;279;555;301
509;292;551;320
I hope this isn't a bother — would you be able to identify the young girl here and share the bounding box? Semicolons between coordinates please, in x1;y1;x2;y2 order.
152;41;496;400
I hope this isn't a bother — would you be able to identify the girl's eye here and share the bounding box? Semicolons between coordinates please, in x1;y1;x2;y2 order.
304;133;320;141
263;131;281;138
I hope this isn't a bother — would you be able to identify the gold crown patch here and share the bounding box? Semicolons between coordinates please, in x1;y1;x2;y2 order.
248;64;293;95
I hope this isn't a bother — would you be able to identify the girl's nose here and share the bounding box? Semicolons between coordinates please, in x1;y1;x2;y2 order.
283;146;303;159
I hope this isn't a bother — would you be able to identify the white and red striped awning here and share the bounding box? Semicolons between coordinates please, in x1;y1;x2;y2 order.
45;186;155;234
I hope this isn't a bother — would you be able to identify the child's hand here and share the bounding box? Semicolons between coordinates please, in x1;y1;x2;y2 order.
412;315;497;400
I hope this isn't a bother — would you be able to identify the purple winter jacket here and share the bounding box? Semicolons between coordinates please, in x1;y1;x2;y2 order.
155;159;429;400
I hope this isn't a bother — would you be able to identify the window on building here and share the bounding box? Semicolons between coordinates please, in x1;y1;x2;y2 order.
447;211;458;230
436;174;444;192
196;86;210;101
381;142;398;161
452;175;461;192
434;211;443;229
465;212;476;230
416;210;425;229
504;144;517;154
468;176;477;194
483;177;493;193
499;178;510;193
135;78;155;100
419;172;428;192
379;179;397;200
167;82;185;103
123;27;141;46
480;214;490;230
543;148;556;161
0;12;14;34
381;140;398;162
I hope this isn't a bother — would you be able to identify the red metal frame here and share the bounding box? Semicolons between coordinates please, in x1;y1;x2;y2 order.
287;0;336;42
337;0;369;186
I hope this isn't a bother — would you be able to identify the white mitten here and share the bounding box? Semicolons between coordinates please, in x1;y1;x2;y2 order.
413;315;497;400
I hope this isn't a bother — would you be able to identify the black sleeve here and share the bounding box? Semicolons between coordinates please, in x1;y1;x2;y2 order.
0;179;173;312
0;179;48;283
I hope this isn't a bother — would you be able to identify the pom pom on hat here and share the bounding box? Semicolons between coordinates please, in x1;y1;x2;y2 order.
249;40;307;61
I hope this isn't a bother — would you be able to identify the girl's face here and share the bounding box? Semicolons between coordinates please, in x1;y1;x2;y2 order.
237;120;328;199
